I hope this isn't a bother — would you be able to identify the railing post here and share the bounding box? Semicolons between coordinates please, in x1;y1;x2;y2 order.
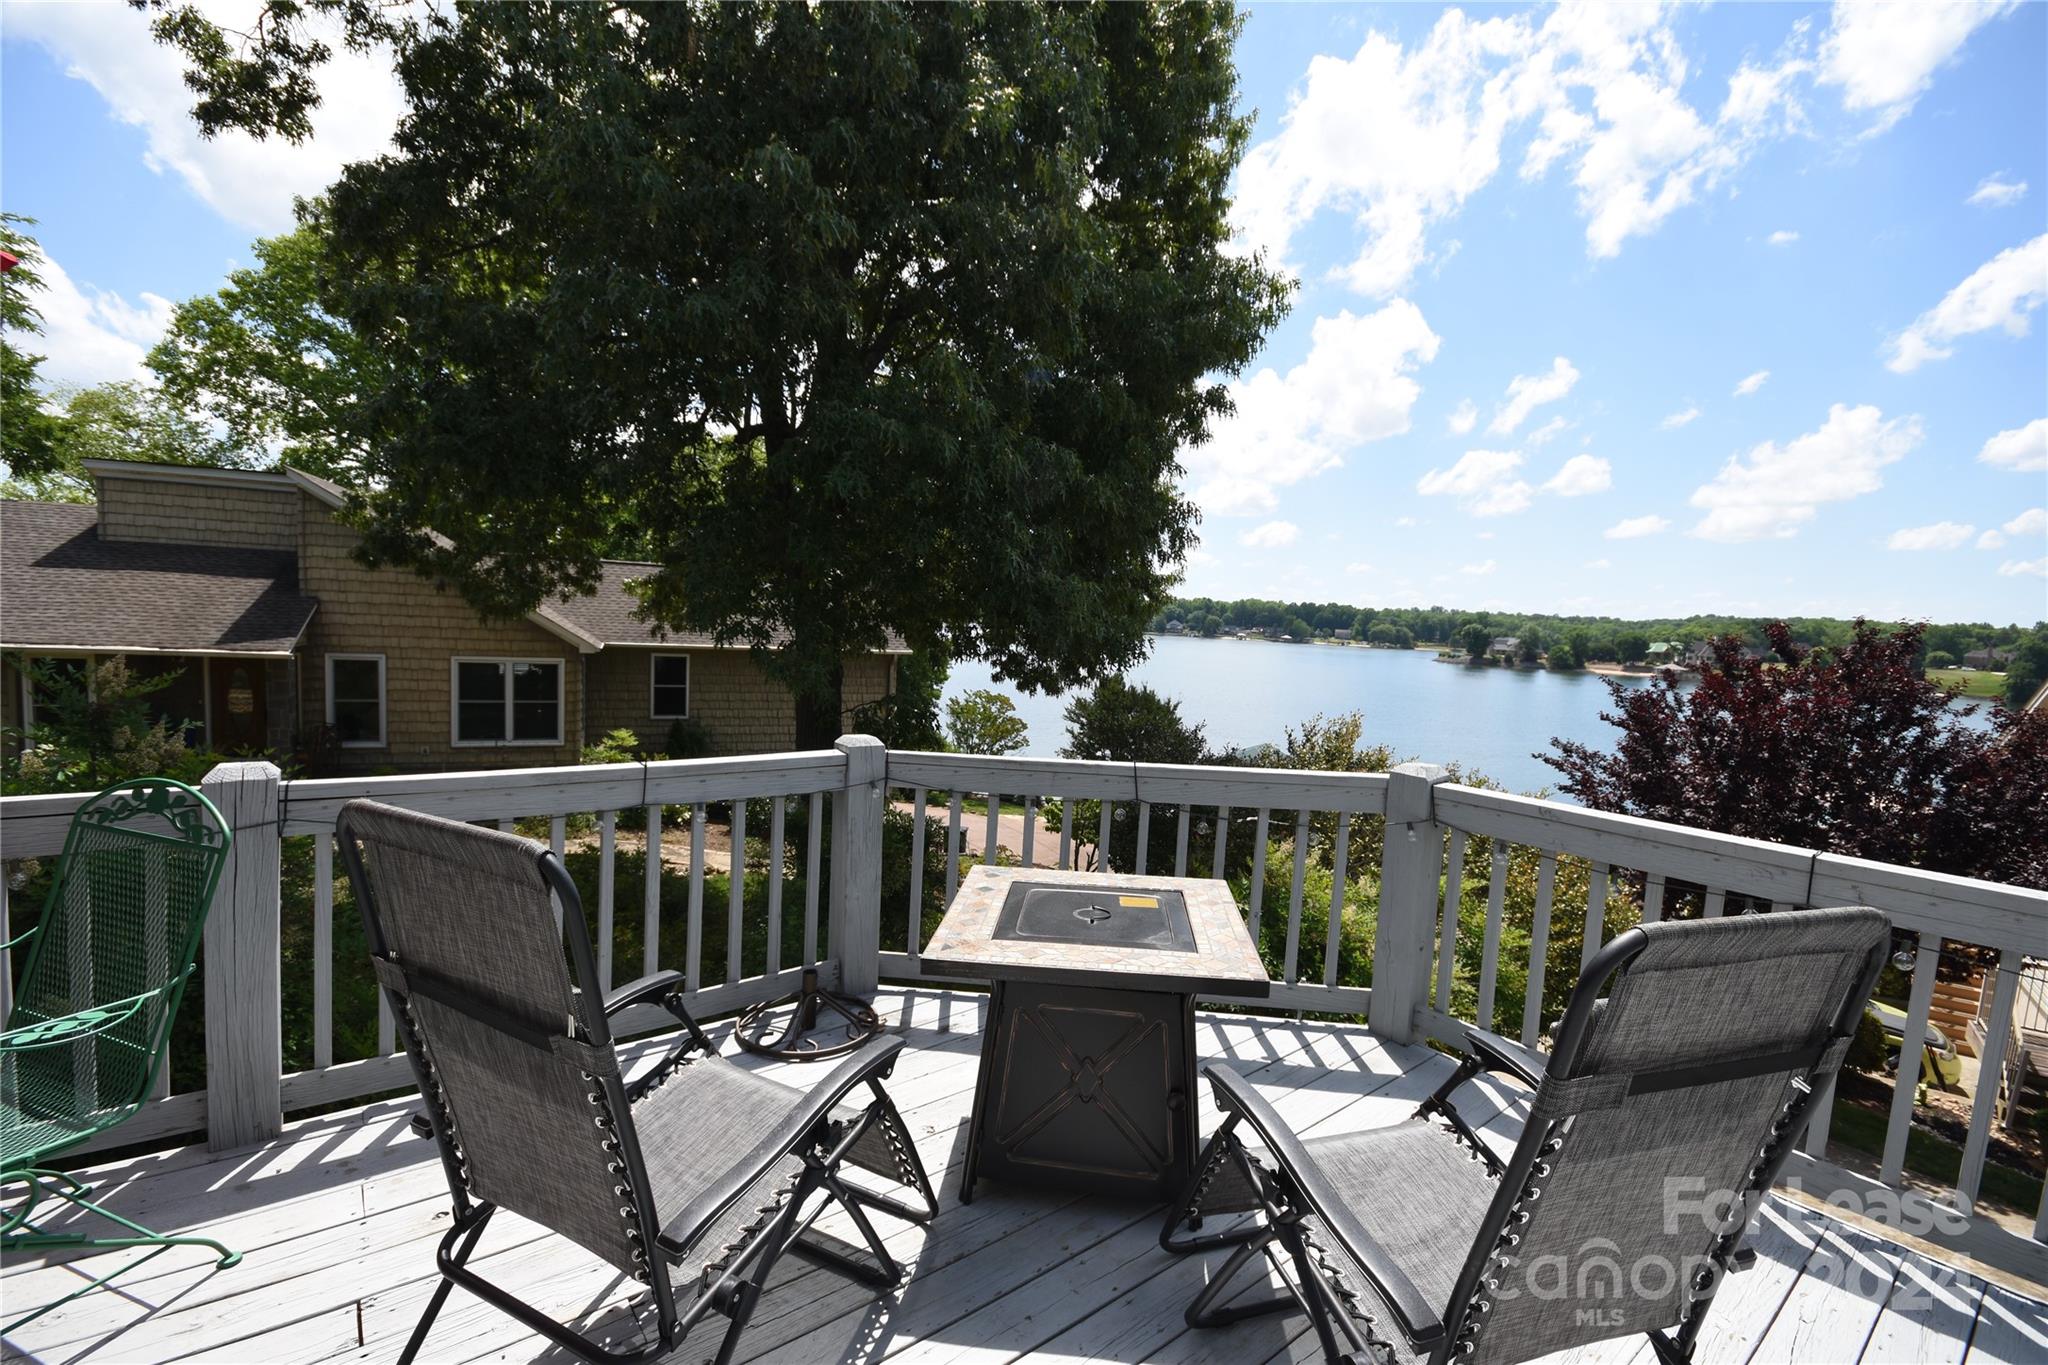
831;734;886;998
202;760;284;1151
1369;762;1450;1045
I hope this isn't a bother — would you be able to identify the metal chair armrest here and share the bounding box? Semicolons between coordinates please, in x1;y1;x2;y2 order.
1;923;38;953
0;984;167;1052
1202;1064;1447;1349
657;1035;905;1257
601;968;716;1059
1464;1027;1547;1089
602;969;687;1017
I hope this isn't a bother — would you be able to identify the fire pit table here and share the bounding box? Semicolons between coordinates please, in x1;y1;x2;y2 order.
922;866;1270;1202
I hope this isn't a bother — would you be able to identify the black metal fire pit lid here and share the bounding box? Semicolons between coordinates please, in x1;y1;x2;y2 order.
992;883;1196;953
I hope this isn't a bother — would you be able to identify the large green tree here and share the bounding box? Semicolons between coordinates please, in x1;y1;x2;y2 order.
1;216;66;481
147;222;380;483
147;1;1290;745
3;381;246;502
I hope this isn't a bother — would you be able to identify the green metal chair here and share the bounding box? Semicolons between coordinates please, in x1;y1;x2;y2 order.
2;777;237;1332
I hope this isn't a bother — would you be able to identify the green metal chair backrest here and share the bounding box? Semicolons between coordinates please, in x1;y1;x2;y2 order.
4;778;231;1150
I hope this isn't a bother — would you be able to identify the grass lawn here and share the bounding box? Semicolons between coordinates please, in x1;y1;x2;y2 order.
1925;667;2008;699
1828;1099;2043;1212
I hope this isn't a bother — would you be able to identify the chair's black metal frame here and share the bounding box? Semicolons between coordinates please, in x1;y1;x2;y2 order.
1160;923;1884;1365
337;814;937;1365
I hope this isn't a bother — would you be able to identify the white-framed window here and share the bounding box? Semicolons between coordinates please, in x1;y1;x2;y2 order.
451;657;565;746
650;653;690;718
326;654;387;747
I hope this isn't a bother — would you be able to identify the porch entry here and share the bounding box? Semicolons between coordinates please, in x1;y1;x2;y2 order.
207;659;266;753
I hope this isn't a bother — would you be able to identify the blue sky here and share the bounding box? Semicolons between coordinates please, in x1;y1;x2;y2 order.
5;2;2045;625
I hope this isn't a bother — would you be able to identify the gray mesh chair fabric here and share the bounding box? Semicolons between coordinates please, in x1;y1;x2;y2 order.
1162;906;1890;1365
336;799;937;1365
3;778;237;1334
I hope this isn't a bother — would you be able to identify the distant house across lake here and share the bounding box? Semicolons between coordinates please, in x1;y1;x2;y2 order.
2;459;903;773
1962;646;2012;670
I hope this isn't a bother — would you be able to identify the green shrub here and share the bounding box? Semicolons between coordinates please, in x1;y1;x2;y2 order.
665;716;713;760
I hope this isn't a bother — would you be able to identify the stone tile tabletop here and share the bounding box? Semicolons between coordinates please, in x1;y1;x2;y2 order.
921;865;1270;997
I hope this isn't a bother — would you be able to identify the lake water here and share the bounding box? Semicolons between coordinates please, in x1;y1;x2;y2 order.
941;635;1655;796
940;635;1997;798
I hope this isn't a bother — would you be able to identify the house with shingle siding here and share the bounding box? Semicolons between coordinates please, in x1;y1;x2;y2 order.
2;459;903;772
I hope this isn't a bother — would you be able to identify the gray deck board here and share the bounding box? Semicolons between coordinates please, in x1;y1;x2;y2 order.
3;986;2038;1365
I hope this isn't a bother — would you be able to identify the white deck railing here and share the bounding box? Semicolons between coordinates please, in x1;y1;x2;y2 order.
3;739;2044;1279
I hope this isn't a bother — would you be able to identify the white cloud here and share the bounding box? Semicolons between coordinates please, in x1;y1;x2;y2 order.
1490;356;1579;434
1584;557;1612;569
1472;482;1535;517
1541;453;1613;496
1768;229;1801;245
1818;0;2016;133
1417;449;1534;517
1187;302;1441;517
1232;4;1816;292
1605;514;1671;539
1660;405;1702;429
1228;8;1528;294
1460;559;1498;576
1689;402;1922;541
1976;417;2048;473
1968;174;2028;208
1980;508;2046;551
1240;520;1300;550
1526;415;1571;446
1344;561;1376;574
1998;557;2047;578
13;252;174;388
7;1;407;234
1732;369;1770;397
1394;515;1420;528
1886;521;1976;551
1447;399;1478;435
1886;234;2048;372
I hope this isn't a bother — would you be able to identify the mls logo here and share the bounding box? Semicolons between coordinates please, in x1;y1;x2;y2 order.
1576;1308;1628;1328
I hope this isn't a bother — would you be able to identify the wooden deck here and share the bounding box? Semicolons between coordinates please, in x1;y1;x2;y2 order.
4;987;2044;1365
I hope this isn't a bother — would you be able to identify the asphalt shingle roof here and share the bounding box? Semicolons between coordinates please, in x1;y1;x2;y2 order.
546;560;908;652
1;502;317;655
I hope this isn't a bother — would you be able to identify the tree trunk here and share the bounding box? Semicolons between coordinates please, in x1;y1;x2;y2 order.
792;661;845;752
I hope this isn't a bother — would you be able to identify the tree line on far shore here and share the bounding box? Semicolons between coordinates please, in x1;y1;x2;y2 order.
1151;597;2048;707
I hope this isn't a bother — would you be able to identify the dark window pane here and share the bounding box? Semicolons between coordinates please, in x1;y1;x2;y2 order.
332;658;380;703
651;656;688;717
458;661;505;705
458;700;506;742
510;662;556;702
512;701;558;741
334;699;380;743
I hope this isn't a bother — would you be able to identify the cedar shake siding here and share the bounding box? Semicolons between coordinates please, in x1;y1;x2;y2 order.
297;501;587;773
585;649;896;756
96;475;300;551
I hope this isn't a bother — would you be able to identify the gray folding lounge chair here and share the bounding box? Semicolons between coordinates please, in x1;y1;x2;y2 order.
335;800;937;1365
1161;905;1889;1365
